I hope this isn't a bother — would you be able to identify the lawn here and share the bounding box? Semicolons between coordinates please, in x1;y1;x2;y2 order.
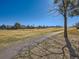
0;28;62;48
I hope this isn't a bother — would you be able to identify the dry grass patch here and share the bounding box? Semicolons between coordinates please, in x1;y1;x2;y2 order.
68;28;79;35
0;28;62;48
13;29;79;59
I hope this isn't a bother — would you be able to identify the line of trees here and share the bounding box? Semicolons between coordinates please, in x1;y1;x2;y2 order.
0;22;62;30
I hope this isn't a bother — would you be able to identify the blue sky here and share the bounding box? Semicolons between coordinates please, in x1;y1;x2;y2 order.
0;0;79;26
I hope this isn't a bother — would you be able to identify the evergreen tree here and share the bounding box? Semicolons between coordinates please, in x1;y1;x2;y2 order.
14;22;21;29
0;24;6;29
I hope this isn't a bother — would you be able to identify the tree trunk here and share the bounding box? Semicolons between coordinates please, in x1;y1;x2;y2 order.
63;0;68;38
63;0;79;59
64;8;68;39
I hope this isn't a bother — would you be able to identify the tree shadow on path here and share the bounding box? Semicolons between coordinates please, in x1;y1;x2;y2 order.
63;37;79;59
